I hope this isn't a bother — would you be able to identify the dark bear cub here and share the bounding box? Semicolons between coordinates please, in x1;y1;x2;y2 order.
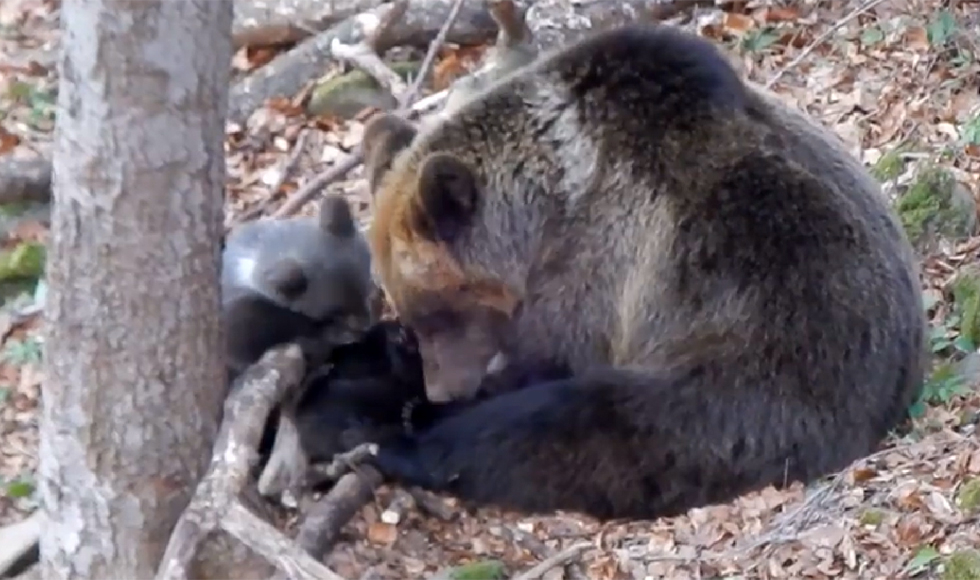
222;193;375;384
255;319;572;477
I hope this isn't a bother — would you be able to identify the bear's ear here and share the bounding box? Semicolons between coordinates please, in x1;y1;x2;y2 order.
415;152;480;243
261;257;308;300
362;113;418;195
318;193;357;238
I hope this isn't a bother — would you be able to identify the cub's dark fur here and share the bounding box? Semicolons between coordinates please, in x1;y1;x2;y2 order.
360;24;926;521
222;194;374;382
257;320;571;467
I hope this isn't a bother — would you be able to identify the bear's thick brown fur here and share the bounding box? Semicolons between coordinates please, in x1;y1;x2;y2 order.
360;23;926;521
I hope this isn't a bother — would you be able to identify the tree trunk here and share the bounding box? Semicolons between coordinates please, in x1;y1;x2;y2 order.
38;1;233;578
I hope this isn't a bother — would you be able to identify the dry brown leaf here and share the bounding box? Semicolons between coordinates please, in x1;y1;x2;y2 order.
367;522;398;546
723;12;756;35
850;467;878;483
265;96;305;118
759;6;800;23
432;46;486;91
903;26;930;51
0;129;20;155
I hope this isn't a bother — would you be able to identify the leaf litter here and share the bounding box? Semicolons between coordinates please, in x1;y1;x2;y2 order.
1;0;980;578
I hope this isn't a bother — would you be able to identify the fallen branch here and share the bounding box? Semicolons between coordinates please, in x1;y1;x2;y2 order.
764;0;890;89
270;155;363;219
270;0;467;219
154;343;350;580
232;0;387;49
271;465;386;580
331;41;409;99
236;128;313;225
406;488;455;521
500;527;588;580
0;158;51;205
222;502;345;580
330;0;411;107
400;0;466;107
511;542;591;580
227;0;497;127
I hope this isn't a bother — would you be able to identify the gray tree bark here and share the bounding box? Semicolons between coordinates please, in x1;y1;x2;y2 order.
38;1;233;579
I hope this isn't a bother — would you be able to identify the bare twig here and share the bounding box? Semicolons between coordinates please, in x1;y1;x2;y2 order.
224;502;347;580
765;0;890;89
310;442;380;484
400;0;467;107
331;40;410;97
284;466;385;570
511;542;591;580
499;527;588;580
366;0;410;52
236;129;312;225
270;155;362;219
270;0;464;219
380;489;417;524
407;488;455;521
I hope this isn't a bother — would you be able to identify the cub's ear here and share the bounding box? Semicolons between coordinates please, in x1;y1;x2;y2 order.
319;193;357;238
362;113;418;195
414;153;480;242
261;258;308;300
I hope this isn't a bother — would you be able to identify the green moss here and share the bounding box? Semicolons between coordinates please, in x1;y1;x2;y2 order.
872;147;907;181
952;274;980;345
942;550;980;580
957;478;980;514
448;560;507;580
859;508;884;527
307;61;421;119
895;165;974;247
0;242;45;282
0;202;37;218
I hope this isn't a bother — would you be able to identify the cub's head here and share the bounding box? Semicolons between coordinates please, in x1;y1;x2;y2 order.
244;193;375;328
363;113;521;402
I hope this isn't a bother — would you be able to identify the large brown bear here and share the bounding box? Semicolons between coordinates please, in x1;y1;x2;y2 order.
359;23;926;521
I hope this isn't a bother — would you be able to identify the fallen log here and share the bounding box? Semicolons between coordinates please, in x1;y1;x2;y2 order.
232;0;388;49
227;0;498;127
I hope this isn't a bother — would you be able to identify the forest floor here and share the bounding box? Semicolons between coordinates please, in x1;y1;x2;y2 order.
1;0;980;578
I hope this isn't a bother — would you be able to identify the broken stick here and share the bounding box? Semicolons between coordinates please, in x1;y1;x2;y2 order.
511;542;592;580
270;465;385;580
154;344;348;580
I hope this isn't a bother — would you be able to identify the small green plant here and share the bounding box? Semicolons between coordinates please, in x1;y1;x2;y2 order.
962;113;980;146
871;146;909;182
5;81;56;129
740;28;781;53
446;560;507;580
0;241;46;283
905;545;942;576
860;25;886;47
4;476;35;499
2;336;43;365
909;298;977;418
896;165;973;249
926;9;958;47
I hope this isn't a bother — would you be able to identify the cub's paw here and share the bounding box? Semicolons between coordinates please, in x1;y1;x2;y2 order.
370;435;458;491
